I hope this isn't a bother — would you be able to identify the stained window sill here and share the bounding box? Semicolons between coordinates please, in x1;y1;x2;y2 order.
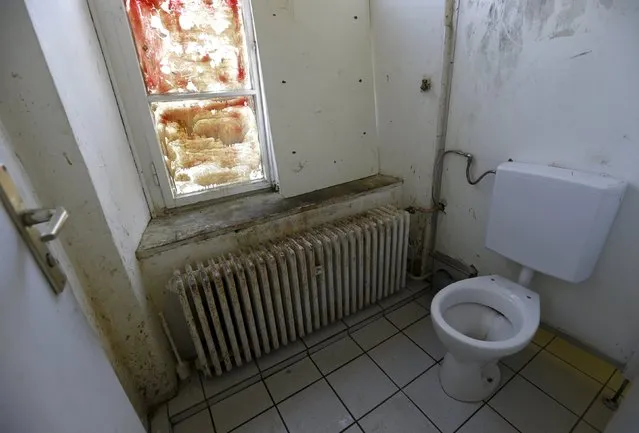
136;175;402;259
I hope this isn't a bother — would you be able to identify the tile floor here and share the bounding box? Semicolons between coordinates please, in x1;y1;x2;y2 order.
151;283;627;433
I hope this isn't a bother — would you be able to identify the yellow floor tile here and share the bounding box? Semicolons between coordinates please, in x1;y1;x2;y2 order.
532;328;555;347
546;338;615;384
607;370;631;396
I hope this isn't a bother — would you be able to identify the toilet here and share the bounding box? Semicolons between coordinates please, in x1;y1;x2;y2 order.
431;162;627;402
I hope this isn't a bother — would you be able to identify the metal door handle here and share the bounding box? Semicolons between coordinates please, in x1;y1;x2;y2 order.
21;207;69;242
0;164;67;294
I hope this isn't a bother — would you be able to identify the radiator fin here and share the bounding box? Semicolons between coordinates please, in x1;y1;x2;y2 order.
169;206;410;376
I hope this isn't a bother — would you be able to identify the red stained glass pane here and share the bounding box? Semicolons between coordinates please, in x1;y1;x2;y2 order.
125;0;250;94
152;96;264;195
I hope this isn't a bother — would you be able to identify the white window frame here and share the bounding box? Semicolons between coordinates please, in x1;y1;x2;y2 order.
88;0;278;214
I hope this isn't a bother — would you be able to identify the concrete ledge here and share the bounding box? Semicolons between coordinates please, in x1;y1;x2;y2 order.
137;175;402;259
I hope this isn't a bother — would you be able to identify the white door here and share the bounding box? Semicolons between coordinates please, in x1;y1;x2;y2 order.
0;157;146;432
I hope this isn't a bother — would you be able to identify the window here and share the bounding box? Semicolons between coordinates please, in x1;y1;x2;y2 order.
91;0;276;212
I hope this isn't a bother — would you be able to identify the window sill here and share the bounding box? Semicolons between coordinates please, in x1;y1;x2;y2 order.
136;175;403;259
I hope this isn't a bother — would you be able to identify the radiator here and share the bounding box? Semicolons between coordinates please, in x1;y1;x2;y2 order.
168;206;410;377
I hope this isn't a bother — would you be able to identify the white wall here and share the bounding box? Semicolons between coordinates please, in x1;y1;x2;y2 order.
438;0;639;363
371;0;446;208
253;0;379;197
0;0;175;413
0;122;145;433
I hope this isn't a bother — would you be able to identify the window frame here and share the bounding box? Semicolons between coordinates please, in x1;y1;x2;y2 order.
89;0;278;214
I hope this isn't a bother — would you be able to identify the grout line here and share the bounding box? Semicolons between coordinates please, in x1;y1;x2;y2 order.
198;366;216;432
539;347;614;388
516;372;596;419
484;344;543;405
169;286;433;427
566;369;616;433
307;355;360;427
399;317;443;361
348;329;445;433
541;343;615;386
349;389;404;427
259;374;292;433
222;401;280;433
484;338;615;432
188;285;613;433
452;365;522;433
206;406;217;433
483;405;525;433
164;401;175;433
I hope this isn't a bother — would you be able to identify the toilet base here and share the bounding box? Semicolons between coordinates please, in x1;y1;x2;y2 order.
439;353;501;402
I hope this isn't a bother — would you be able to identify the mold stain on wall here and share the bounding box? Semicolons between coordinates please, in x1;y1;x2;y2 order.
476;0;525;87
472;0;593;88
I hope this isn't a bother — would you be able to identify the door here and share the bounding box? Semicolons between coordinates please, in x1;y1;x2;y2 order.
0;156;146;433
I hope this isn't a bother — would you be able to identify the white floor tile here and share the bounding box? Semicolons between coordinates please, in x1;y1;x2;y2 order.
173;409;214;433
486;364;516;400
210;381;272;433
546;339;615;383
583;387;617;431
457;406;518;433
368;333;435;387
403;316;446;361
414;292;434;310
379;289;414;310
265;356;322;403
343;304;383;328
201;361;259;399
359;393;439;433
385;301;428;330
404;366;481;433
168;374;205;417
303;321;348;348
573;421;600;433
522;351;602;415
501;343;541;371
327;355;398;418
278;379;353;433
343;423;364;433
351;317;398;351
311;336;363;375
150;403;170;433
231;408;287;433
257;341;306;372
490;376;578;433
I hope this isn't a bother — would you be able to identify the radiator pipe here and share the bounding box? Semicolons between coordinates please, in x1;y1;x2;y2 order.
603;379;631;410
159;312;190;380
426;0;459;275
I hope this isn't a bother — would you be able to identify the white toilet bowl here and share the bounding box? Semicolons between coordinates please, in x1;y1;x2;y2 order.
430;275;540;402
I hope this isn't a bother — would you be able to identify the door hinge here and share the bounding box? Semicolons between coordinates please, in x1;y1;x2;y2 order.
150;162;160;186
